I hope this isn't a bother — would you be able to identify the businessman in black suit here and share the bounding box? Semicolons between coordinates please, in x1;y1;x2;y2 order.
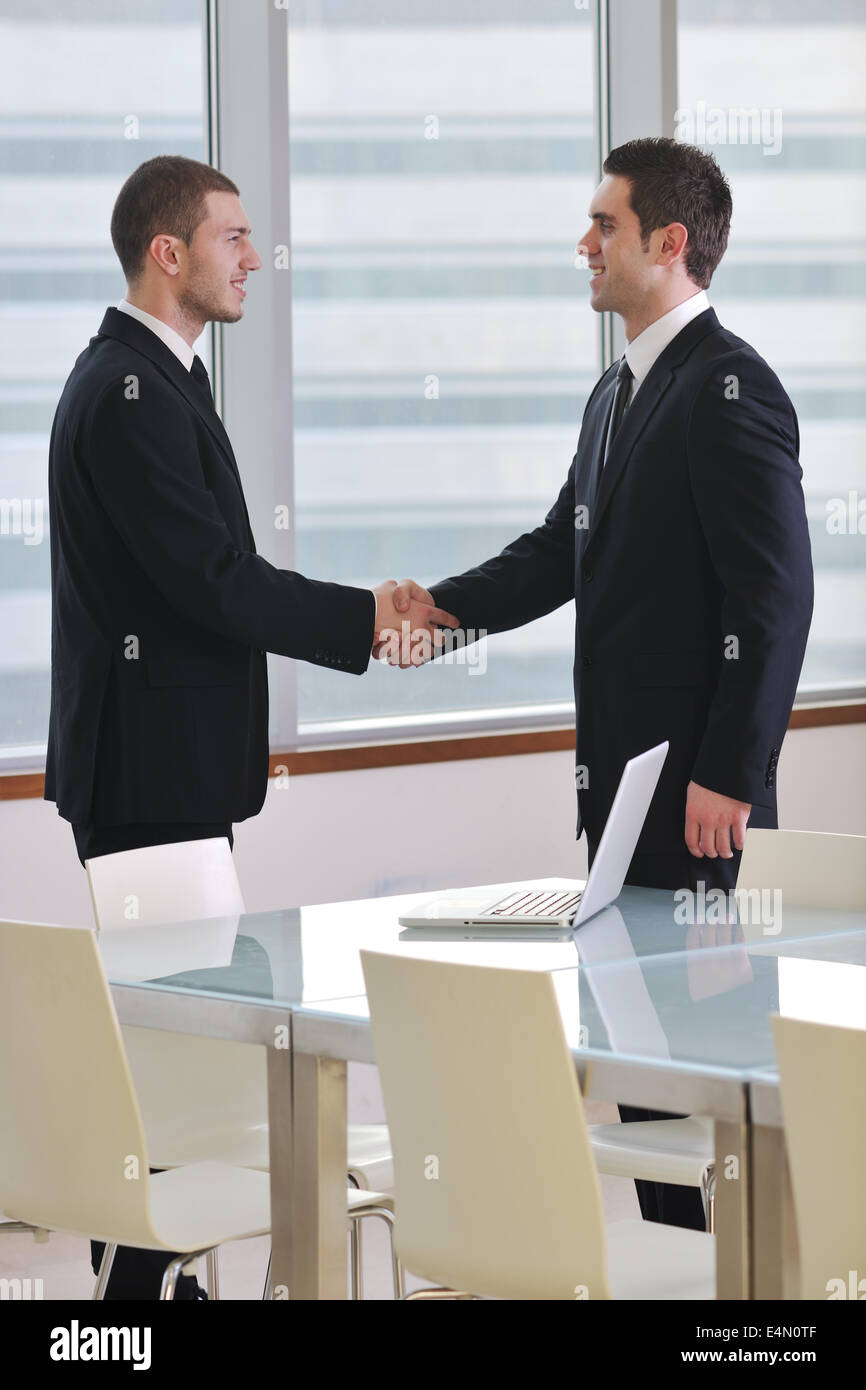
45;155;457;1297
385;138;814;1230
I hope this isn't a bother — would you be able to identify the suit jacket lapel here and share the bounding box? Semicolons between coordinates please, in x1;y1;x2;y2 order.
573;364;616;564
96;308;255;549
585;308;721;553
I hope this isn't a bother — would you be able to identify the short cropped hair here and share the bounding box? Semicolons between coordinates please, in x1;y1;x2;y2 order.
110;155;239;284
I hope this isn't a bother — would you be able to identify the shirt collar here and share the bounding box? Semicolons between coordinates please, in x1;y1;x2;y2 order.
117;300;198;373
624;289;710;393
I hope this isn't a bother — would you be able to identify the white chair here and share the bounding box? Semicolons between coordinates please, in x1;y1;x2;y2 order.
0;917;397;1300
586;828;866;1227
736;828;866;916
771;1014;866;1300
85;838;395;1296
0;916;270;1298
588;1115;715;1218
360;949;715;1299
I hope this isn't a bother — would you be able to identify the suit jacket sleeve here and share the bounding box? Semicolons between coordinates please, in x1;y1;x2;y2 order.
84;373;375;674
686;350;813;805
427;457;576;633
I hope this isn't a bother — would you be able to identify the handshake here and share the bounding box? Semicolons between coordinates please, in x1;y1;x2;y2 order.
371;579;459;668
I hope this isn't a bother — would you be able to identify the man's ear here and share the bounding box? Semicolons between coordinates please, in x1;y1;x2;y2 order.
148;233;183;278
656;221;689;269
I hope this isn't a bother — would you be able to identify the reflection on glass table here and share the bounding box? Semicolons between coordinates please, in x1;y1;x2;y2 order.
97;882;866;1020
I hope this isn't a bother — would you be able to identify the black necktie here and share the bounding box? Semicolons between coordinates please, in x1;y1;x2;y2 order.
581;355;633;539
602;355;633;468
190;355;214;407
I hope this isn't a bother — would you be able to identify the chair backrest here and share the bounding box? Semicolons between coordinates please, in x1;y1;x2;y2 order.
0;919;158;1247
86;837;245;930
736;829;866;912
771;1014;866;1300
360;950;611;1300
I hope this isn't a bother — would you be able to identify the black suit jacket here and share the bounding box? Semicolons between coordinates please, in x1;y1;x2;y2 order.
430;309;814;854
45;307;374;826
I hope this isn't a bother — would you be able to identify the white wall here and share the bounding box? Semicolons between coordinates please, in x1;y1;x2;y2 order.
0;721;864;928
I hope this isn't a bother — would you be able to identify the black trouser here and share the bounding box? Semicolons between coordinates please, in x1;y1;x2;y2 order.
586;832;744;1232
73;818;233;1299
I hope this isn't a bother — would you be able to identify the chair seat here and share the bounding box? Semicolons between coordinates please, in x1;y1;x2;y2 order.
347;1188;393;1215
605;1220;716;1299
589;1117;714;1185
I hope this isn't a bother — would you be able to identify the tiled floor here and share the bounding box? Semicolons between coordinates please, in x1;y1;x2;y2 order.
0;1065;639;1301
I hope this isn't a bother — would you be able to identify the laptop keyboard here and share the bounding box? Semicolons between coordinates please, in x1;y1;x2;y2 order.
487;888;583;919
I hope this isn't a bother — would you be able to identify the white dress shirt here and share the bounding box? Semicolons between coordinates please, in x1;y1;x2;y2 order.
117;299;197;372
624;288;710;401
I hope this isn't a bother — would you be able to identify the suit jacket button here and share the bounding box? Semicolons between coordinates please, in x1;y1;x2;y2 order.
583;569;593;582
582;656;592;669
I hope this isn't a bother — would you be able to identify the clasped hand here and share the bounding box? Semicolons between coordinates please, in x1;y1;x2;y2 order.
371;579;459;667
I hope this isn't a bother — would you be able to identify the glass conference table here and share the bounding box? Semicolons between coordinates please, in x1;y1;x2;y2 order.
98;880;866;1300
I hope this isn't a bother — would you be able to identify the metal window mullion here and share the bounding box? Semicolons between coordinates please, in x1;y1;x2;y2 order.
213;0;297;750
205;0;222;415
594;0;615;374
605;0;678;364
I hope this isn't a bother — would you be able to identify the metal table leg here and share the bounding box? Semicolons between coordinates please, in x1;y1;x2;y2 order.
714;1104;751;1299
751;1121;799;1300
267;1036;294;1300
289;1051;348;1300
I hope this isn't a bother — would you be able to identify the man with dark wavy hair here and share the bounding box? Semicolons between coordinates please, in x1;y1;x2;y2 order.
390;138;814;1231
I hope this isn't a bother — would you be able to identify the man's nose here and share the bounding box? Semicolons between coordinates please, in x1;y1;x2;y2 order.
243;241;263;272
576;227;597;259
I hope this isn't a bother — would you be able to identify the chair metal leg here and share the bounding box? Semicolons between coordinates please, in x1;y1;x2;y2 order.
206;1248;220;1300
370;1208;404;1300
347;1207;403;1299
702;1165;717;1235
349;1219;363;1299
262;1250;272;1301
159;1248;211;1301
706;1167;717;1234
92;1242;117;1300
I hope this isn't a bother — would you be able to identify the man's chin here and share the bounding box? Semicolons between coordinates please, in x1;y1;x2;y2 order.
205;307;244;325
588;280;611;313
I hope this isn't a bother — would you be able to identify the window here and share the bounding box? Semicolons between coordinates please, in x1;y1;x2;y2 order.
677;0;866;697
287;1;598;735
0;0;207;766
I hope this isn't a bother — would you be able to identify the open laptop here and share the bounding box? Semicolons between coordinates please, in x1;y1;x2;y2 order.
398;741;668;936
